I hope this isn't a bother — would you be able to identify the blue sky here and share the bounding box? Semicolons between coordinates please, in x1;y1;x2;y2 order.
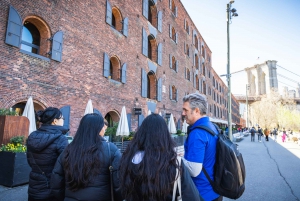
182;0;300;95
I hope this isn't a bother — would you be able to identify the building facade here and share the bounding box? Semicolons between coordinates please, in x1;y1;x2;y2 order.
0;0;240;135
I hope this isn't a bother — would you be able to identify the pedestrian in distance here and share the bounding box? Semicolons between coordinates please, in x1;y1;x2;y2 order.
282;128;287;143
119;114;202;201
273;128;278;142
27;107;69;201
250;126;256;142
264;128;270;141
257;126;263;142
51;113;123;201
182;93;222;201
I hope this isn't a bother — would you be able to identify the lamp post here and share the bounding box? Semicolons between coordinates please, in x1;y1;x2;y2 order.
246;84;249;128
226;0;238;141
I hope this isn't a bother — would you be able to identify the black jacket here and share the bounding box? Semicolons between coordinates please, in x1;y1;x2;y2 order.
50;138;122;201
27;124;69;200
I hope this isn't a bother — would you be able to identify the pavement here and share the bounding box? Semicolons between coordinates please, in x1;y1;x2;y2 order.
1;133;300;201
224;134;300;201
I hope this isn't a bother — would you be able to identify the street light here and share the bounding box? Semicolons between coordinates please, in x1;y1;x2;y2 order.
246;84;250;128
226;1;238;141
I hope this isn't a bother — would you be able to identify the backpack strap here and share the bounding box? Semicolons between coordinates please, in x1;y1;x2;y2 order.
192;125;218;187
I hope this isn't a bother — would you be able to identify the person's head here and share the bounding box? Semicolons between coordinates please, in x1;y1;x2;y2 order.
72;113;104;144
64;113;104;191
182;93;207;125
99;119;108;137
36;107;64;126
120;114;178;200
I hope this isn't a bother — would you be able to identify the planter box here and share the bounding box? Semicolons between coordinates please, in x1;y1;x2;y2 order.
0;116;29;145
0;151;31;187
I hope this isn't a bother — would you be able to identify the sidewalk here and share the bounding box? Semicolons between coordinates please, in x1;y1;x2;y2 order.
224;134;300;201
1;135;300;201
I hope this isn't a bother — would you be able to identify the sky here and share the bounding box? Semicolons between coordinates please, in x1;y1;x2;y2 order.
181;0;300;95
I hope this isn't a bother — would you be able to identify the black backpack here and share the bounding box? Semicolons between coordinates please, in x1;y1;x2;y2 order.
195;125;246;199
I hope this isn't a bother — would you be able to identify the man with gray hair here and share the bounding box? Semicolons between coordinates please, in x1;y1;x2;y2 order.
182;93;221;201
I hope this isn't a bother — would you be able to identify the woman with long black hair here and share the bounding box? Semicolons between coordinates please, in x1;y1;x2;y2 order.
51;113;122;201
119;114;202;201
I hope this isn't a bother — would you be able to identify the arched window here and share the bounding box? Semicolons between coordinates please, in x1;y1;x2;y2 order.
172;27;176;42
172;85;177;100
172;56;176;71
186;68;190;81
202;45;205;58
110;56;121;81
148;0;157;27
171;0;176;15
148;35;157;62
186;44;189;56
194;35;198;50
203;81;206;94
185;21;189;33
195;54;199;69
20;17;51;57
112;7;123;31
196;75;199;90
147;71;157;100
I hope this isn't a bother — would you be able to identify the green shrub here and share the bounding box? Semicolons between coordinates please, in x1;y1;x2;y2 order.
0;108;18;116
10;136;25;145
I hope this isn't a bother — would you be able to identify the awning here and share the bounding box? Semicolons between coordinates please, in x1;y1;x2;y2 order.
209;117;228;125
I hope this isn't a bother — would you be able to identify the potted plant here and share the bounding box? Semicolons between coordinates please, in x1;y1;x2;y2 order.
0;108;30;145
0;136;31;187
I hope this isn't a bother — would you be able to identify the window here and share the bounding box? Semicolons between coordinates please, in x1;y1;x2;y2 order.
185;20;189;34
148;35;157;61
170;0;177;17
202;45;205;58
169;85;178;101
195;54;199;69
21;21;40;54
143;0;162;31
195;75;199;90
103;53;127;83
5;6;64;61
147;71;157;100
142;69;162;101
169;54;178;72
106;1;128;36
172;56;176;71
202;64;206;76
169;25;178;43
203;81;206;94
171;86;177;100
142;28;162;64
172;27;176;41
186;68;191;81
186;44;189;56
194;35;198;50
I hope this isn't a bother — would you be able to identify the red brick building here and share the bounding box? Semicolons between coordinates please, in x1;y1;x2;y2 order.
0;0;240;135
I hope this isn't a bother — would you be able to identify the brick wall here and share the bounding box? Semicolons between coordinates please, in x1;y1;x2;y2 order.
0;0;240;135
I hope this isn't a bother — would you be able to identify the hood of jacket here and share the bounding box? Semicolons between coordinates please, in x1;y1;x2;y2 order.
27;124;68;152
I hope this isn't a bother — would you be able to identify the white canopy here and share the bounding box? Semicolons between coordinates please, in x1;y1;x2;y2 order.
116;106;130;136
84;99;93;115
22;96;36;135
182;119;189;133
168;114;177;134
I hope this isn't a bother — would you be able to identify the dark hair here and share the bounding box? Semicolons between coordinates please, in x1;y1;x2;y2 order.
63;113;104;191
36;107;62;124
119;114;178;200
